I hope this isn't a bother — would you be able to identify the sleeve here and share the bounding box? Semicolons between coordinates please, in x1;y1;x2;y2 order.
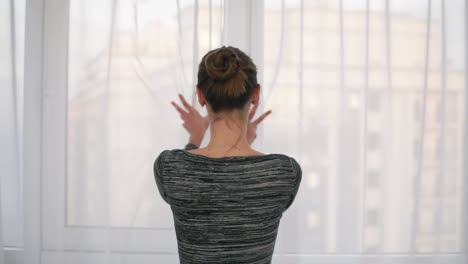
284;157;302;211
153;150;170;204
184;143;199;150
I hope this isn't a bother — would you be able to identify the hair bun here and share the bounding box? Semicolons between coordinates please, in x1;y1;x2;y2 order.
204;47;240;81
203;47;247;97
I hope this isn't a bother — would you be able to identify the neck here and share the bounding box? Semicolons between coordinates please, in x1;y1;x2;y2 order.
206;113;250;151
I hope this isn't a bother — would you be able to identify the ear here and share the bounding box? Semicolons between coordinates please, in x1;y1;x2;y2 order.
196;87;206;107
251;84;260;106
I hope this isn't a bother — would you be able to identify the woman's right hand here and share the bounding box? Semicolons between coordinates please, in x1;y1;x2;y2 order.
171;94;209;147
247;104;272;145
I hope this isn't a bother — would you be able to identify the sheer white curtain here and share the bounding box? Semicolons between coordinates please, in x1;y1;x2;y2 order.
1;0;25;263
1;0;467;263
262;0;467;257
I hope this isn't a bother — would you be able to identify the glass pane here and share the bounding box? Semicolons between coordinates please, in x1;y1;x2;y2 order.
263;0;465;254
67;0;224;227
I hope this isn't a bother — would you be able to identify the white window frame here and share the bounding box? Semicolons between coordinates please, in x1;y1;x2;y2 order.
18;0;468;263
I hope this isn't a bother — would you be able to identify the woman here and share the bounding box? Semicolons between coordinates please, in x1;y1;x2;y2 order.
154;46;302;264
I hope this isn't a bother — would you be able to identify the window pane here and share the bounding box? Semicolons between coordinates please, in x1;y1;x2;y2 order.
263;0;466;254
67;0;224;227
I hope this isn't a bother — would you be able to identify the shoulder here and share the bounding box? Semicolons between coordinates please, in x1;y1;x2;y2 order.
154;148;186;163
267;153;301;169
287;156;301;174
155;147;193;161
263;153;302;178
155;149;170;163
154;150;169;175
283;155;302;184
153;149;184;171
154;149;191;179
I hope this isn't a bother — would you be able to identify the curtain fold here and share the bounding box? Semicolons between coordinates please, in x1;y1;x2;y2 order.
1;0;24;263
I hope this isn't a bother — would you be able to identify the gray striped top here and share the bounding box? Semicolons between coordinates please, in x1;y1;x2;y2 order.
153;144;302;264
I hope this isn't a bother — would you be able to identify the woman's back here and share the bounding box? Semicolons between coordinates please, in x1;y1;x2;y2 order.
154;146;302;264
157;46;303;263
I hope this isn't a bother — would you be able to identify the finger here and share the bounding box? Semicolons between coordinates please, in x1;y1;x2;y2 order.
248;104;259;120
252;110;272;126
178;94;193;112
171;101;189;116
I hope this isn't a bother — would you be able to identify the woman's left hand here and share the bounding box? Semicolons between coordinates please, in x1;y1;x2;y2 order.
171;94;209;147
247;104;272;145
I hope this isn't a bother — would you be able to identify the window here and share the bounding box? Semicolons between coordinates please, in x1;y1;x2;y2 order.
7;0;467;263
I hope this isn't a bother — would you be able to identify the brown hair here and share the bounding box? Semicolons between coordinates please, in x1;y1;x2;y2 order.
197;46;258;112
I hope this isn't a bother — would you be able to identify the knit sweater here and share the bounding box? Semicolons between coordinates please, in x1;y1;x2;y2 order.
153;144;302;264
